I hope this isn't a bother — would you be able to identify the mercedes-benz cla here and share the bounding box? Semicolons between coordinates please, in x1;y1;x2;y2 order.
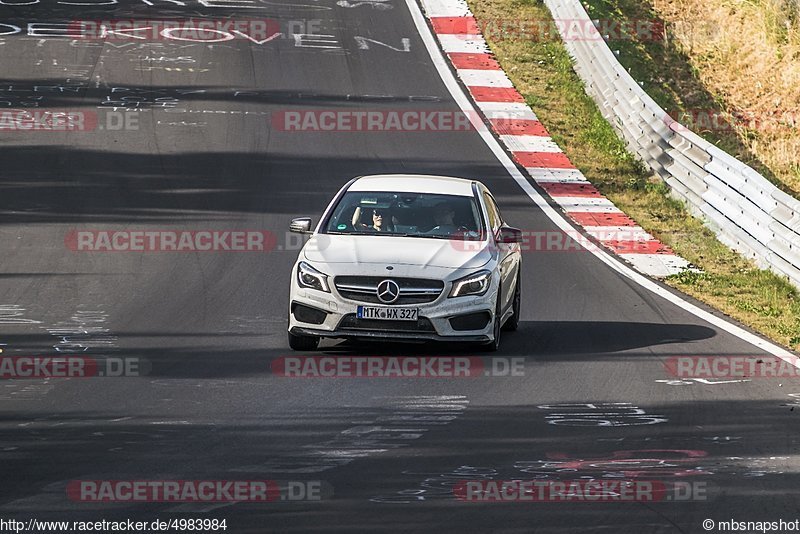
287;174;522;351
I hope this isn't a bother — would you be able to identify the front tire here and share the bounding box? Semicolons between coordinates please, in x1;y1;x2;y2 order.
480;293;502;352
288;331;320;351
502;274;520;332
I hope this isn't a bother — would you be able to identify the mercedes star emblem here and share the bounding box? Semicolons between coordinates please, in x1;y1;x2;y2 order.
376;279;400;304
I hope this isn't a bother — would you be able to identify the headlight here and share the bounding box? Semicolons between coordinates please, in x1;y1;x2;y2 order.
449;270;492;297
297;261;330;292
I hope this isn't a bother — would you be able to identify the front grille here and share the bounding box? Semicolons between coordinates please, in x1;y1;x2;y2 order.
334;276;444;304
338;314;436;333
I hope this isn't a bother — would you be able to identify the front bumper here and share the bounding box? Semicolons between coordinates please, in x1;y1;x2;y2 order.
288;281;497;343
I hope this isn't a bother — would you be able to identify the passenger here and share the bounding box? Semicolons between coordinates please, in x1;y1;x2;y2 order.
351;206;394;232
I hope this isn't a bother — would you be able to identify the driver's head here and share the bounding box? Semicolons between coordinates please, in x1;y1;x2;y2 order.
372;208;388;229
432;203;455;225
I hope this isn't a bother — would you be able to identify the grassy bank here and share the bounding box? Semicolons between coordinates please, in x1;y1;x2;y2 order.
466;0;800;349
585;0;800;195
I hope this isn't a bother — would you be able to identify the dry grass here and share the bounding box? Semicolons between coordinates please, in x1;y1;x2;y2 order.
654;0;800;192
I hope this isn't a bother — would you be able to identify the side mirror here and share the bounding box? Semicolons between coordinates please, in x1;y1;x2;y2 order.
497;226;523;244
289;217;313;234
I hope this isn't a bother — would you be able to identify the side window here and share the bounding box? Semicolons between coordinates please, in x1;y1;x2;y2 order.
482;191;501;233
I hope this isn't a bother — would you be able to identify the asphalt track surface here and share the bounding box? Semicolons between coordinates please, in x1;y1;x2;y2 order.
0;0;799;532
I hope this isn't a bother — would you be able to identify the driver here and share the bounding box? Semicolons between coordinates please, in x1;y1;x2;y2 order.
426;202;459;235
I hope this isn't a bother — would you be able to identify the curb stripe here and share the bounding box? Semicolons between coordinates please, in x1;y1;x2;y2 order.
540;182;603;197
513;151;574;168
437;34;489;53
421;0;471;17
501;135;562;153
525;168;586;182
584;226;652;240
568;212;640;226
490;118;549;136
603;240;675;255
447;52;502;70
618;254;692;277
458;69;514;87
480;103;538;121
551;197;620;212
430;16;480;34
468;86;525;102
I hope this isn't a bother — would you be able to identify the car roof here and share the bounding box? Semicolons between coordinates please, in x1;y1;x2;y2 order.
348;174;479;196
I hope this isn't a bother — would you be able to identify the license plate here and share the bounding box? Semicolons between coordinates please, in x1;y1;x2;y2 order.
357;306;418;321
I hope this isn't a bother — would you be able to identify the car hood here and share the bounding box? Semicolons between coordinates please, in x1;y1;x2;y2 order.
303;234;493;269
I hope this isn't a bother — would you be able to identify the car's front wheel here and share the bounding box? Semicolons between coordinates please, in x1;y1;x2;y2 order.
480;293;502;353
502;274;520;332
288;331;320;351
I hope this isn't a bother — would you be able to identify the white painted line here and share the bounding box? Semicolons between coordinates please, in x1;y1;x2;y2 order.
479;102;539;121
437;34;489;54
500;134;562;153
525;167;587;182
458;69;514;87
409;0;798;361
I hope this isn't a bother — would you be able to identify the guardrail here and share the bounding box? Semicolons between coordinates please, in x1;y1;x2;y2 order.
543;0;800;287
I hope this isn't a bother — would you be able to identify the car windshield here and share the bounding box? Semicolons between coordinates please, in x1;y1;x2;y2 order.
322;191;485;239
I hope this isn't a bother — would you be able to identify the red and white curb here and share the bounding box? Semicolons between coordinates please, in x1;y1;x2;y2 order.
421;0;694;278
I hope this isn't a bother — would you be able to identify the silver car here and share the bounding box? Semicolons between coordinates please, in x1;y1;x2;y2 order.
287;174;522;351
